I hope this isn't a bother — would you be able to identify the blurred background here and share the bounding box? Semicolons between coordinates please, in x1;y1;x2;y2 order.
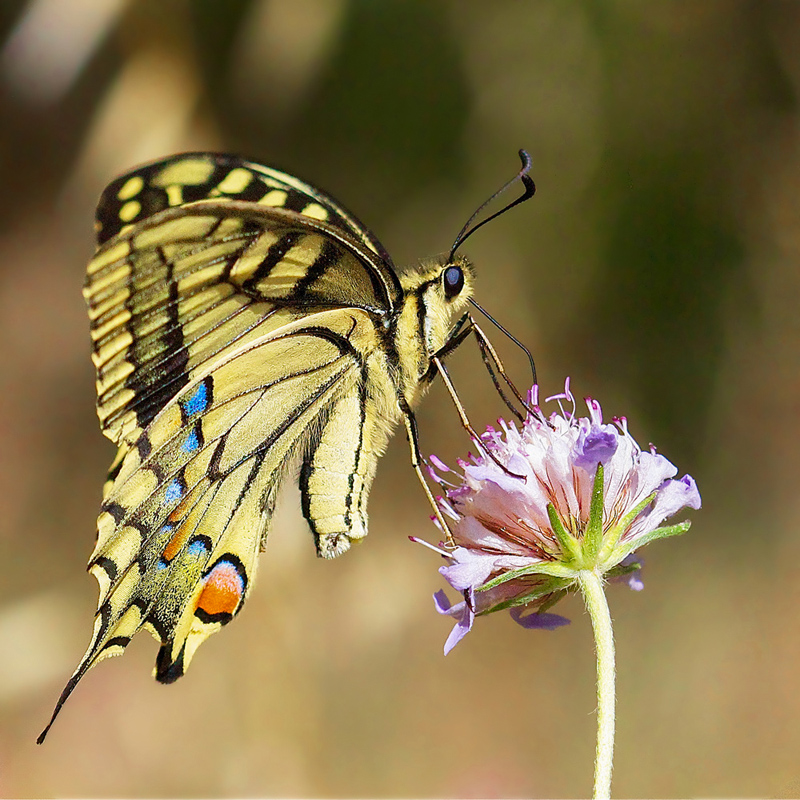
0;0;797;796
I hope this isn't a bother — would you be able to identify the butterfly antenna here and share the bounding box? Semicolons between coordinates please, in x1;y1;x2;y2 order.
448;149;536;261
469;298;537;386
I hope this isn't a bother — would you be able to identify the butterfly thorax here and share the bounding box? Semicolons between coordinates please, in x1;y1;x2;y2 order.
392;256;474;408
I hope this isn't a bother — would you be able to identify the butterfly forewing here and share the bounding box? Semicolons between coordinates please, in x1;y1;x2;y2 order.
95;152;396;267
85;200;401;445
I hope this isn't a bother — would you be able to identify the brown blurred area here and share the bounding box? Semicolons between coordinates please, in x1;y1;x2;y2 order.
0;0;798;796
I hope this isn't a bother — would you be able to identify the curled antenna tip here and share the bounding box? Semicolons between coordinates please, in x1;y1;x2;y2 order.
449;149;536;260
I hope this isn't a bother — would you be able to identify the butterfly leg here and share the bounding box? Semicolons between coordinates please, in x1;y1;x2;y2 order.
434;315;527;422
433;312;472;362
466;315;534;417
430;355;525;481
400;401;456;545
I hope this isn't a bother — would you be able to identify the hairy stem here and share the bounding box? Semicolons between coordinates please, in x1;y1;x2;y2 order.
578;569;616;799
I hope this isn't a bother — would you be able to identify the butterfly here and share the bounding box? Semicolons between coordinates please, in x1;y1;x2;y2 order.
38;150;535;742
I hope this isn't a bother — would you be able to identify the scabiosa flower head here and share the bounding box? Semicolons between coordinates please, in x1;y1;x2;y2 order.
414;379;701;654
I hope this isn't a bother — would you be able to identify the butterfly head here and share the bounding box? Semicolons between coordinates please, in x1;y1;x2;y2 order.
397;255;474;381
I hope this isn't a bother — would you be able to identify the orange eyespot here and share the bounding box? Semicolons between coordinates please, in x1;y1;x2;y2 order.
196;560;245;620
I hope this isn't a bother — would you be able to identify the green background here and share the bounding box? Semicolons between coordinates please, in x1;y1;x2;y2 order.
0;1;795;796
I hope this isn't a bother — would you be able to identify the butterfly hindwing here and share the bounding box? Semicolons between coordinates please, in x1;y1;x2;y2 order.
56;309;390;709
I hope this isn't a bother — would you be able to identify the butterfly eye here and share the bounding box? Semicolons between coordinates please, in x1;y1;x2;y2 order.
443;265;464;299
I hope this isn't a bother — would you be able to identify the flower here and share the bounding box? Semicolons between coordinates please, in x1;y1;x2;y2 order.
414;379;701;654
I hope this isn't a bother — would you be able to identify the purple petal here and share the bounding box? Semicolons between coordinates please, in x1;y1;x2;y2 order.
573;426;618;472
433;590;475;654
509;607;571;629
630;450;679;499
433;589;463;617
610;554;645;591
443;611;473;654
439;548;496;591
449;516;515;552
640;474;701;531
677;474;702;509
626;572;644;591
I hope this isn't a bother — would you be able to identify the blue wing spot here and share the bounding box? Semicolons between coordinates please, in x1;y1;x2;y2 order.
183;428;200;453
165;478;183;504
156;558;169;571
181;380;210;418
187;538;210;558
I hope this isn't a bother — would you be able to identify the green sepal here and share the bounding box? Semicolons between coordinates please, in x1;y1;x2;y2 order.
581;463;605;565
547;503;581;562
599;489;657;560
604;559;641;581
608;520;692;566
482;585;572;615
479;560;578;591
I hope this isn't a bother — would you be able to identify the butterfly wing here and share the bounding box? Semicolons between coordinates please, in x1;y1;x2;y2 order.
94;151;396;267
86;197;402;446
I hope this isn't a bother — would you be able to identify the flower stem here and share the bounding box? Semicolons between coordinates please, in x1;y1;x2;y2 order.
578;569;616;799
